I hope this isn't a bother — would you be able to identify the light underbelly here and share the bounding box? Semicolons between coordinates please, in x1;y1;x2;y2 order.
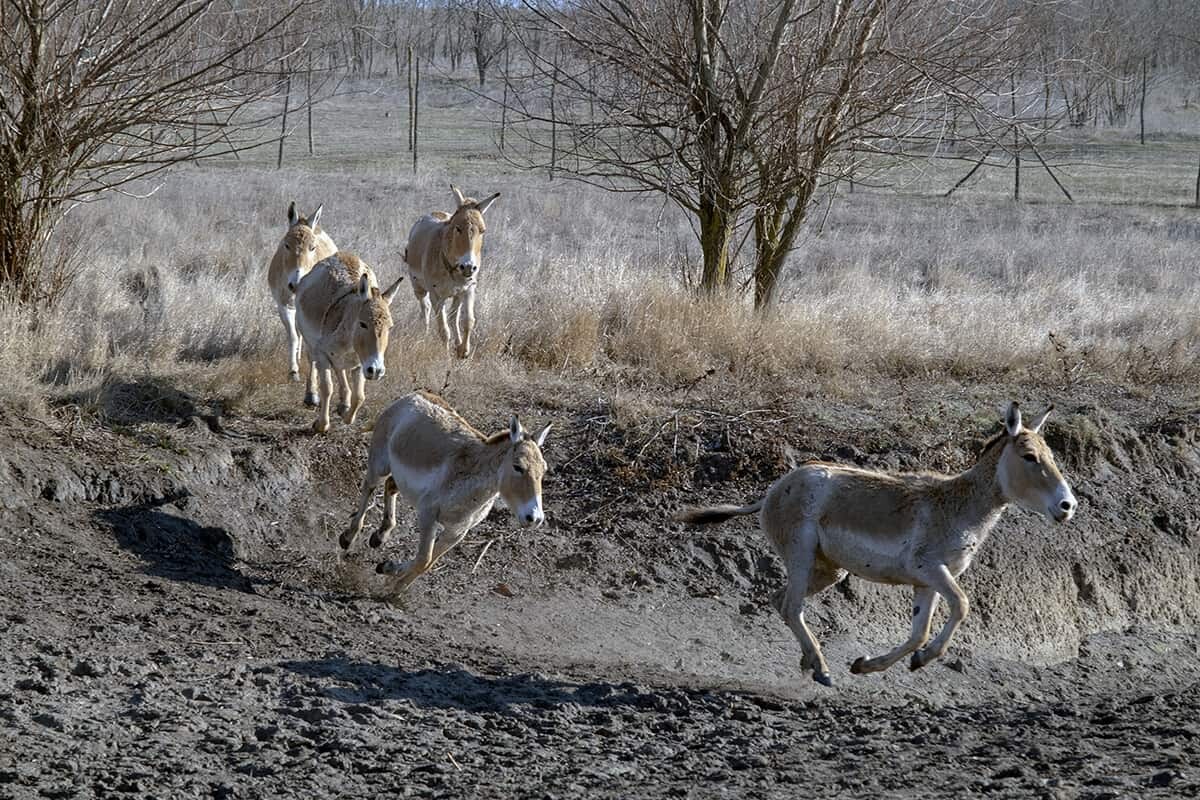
817;526;914;585
389;459;446;507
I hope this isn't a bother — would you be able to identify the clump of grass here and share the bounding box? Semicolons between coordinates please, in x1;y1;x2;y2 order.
4;165;1200;416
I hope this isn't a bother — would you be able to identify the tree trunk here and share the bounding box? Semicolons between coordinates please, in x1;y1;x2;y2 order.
698;196;733;292
0;192;52;304
752;190;810;308
753;207;784;308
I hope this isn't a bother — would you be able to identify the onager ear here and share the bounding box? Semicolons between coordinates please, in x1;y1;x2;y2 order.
475;192;500;215
287;201;297;226
451;185;466;206
357;273;372;300
310;203;323;229
1027;404;1054;434
533;423;551;448
381;275;405;304
509;414;523;443
1005;401;1022;437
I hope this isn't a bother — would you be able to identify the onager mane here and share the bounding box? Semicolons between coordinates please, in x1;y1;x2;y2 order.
415;390;511;445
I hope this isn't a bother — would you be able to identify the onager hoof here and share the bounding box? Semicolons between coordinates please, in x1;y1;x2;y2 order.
312;419;330;434
455;343;470;359
336;402;350;417
368;529;389;549
812;671;833;687
303;392;320;408
342;408;358;425
850;657;868;675
338;529;356;550
289;370;301;383
910;651;929;671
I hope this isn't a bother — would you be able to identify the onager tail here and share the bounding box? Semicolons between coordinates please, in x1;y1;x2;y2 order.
674;499;764;525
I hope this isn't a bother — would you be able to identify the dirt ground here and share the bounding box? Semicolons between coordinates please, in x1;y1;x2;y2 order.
2;375;1199;799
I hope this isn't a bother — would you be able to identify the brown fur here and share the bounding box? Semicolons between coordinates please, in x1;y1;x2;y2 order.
404;186;500;359
340;392;552;590
294;252;402;433
267;202;337;393
676;402;1076;686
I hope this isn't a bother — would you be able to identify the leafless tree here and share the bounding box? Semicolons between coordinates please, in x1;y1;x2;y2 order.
0;0;310;303
465;0;508;88
499;0;1019;304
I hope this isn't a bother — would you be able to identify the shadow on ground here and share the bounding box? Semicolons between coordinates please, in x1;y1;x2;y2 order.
98;505;258;592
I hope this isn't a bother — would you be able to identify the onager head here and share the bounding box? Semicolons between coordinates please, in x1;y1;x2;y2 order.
497;416;550;528
442;185;499;280
283;201;326;292
995;402;1077;523
352;273;403;380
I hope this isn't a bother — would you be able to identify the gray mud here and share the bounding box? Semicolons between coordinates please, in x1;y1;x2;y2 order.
2;382;1199;798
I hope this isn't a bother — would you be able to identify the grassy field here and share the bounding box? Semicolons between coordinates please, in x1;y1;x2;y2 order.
5;69;1200;419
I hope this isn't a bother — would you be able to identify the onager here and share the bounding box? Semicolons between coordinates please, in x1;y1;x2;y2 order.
294;252;403;433
267;202;337;404
676;402;1077;687
339;391;550;591
403;185;500;358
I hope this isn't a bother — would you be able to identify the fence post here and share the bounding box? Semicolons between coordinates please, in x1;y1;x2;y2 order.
277;62;292;170
412;56;420;174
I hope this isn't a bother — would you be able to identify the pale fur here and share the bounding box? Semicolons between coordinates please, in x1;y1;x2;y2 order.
267;202;337;406
675;402;1077;686
294;252;402;433
340;391;550;591
403;185;500;359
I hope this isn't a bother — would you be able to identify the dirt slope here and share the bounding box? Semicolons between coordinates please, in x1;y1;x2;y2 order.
2;378;1199;798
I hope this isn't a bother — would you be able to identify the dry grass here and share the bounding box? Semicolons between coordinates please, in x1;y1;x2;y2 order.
5;76;1200;415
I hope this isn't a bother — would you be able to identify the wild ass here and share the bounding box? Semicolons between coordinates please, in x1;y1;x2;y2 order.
267;202;337;405
294;252;403;433
339;391;550;590
403;185;500;358
676;402;1077;687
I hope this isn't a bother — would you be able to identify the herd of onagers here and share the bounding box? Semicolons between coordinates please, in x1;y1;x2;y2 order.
265;188;1077;687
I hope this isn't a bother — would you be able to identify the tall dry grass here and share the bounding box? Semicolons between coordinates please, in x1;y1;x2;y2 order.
3;162;1199;418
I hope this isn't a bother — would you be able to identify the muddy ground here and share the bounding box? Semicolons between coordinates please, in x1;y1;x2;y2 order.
2;376;1199;798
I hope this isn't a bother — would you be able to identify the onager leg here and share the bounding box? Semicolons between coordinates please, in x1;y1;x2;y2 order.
454;288;475;359
448;295;464;356
340;472;390;550
413;282;432;332
777;526;832;686
769;557;843;613
428;523;469;567
432;296;453;350
313;367;334;433
276;301;302;381
851;586;939;675
302;340;319;407
335;369;352;418
343;368;365;425
376;505;439;590
367;478;399;548
911;566;970;671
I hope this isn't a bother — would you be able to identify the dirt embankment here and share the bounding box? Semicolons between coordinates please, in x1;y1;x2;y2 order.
2;379;1199;797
